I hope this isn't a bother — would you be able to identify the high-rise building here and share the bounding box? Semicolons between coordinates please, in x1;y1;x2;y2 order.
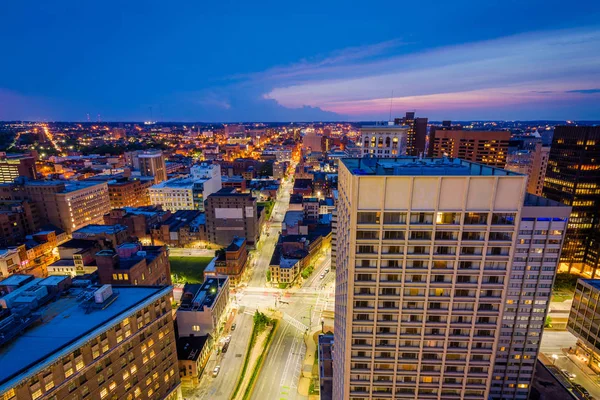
394;112;428;156
138;151;167;184
358;124;408;158
428;130;510;168
0;154;37;183
0;281;180;400
490;194;569;399
0;180;111;234
334;157;531;400
543;126;600;277
505;142;550;196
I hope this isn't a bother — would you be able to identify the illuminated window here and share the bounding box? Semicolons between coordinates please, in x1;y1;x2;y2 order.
100;388;108;398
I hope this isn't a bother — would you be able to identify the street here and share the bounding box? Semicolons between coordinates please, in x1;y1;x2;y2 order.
541;330;600;399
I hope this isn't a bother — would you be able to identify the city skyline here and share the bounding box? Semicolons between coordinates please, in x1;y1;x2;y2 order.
1;1;599;122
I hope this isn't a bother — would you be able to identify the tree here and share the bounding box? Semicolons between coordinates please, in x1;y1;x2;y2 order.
266;270;271;282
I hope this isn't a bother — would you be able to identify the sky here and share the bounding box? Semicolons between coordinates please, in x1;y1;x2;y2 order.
1;0;599;122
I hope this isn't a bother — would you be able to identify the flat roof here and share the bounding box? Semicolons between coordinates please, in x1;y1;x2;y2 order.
341;157;522;177
150;177;208;190
523;193;569;207
0;285;171;390
73;224;127;235
582;279;600;291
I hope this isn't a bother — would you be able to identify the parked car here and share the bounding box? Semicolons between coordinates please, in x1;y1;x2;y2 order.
231;323;237;331
319;273;325;279
212;366;221;377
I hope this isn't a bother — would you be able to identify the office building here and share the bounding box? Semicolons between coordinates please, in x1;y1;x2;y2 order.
490;194;569;399
358;124;408;158
505;142;550;196
107;178;153;208
148;174;221;212
394;112;428;156
567;279;600;374
138;151;168;184
0;180;111;234
205;188;260;247
0;282;180;400
0;154;37;183
333;157;528;400
103;206;170;244
176;277;229;337
428;130;510;168
542;126;600;277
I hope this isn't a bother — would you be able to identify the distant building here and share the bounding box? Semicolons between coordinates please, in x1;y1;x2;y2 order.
543;126;600;277
302;130;323;152
176;277;230;337
103;206;170;243
292;179;313;196
107;178;153;208
0;180;111;234
95;243;171;286
358;124;408;158
428;129;510;168
149;174;221;212
190;163;221;181
394;112;428;156
150;210;206;248
0;200;39;247
0;154;37;183
0;283;180;400
205;188;261;247
138;150;167;184
221;175;246;192
72;224;129;246
505;142;550;196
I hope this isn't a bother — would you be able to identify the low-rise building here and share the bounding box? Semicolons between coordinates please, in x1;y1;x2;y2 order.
0;283;180;400
95;243;171;286
107;177;153;208
318;334;334;400
149;174;221;212
46;239;100;277
104;206;171;243
177;335;213;387
72;224;129;246
176;277;229;337
151;210;206;248
209;237;248;285
0;249;24;279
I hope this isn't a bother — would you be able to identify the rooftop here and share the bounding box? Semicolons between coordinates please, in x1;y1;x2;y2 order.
581;279;600;291
176;334;211;361
161;210;205;232
341;157;522;177
150;177;204;190
73;224;127;236
179;277;227;311
523;193;570;208
0;285;171;390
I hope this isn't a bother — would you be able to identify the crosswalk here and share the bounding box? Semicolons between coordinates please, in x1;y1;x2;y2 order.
283;313;308;332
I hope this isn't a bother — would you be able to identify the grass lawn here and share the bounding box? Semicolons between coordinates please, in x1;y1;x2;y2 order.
551;272;578;303
258;200;275;220
170;256;214;284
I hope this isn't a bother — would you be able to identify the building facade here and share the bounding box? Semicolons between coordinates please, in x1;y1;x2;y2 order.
394;112;428;157
0;154;37;183
138;151;168;184
176;277;229;338
358;125;408;158
149;175;221;213
107;179;153;208
490;194;569;399
568;279;600;374
95;243;172;286
428;130;510;168
542;126;600;277
333;157;528;400
205;188;260;247
505;142;550;196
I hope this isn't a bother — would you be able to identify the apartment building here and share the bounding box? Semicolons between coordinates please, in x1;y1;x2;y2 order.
95;243;171;286
205;188;260;247
428;130;510;168
358;124;408;158
107;178;153;208
333;157;528;400
138;151;167;184
0;283;181;400
0;180;111;234
0;154;37;183
490;194;569;399
149;175;221;213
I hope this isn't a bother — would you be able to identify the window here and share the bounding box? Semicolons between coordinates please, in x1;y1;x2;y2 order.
436;212;460;224
383;212;406;224
358;212;380;224
410;212;434;224
464;212;488;225
492;213;516;225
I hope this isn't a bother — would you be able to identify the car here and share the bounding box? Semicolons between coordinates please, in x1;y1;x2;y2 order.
222;342;229;353
573;384;590;397
212;366;221;377
561;369;576;380
231;323;236;331
319;273;325;279
324;268;329;273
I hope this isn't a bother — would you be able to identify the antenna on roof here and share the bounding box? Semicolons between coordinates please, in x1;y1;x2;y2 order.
389;90;394;122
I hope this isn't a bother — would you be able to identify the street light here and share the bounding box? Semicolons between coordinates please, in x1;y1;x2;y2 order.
551;354;559;365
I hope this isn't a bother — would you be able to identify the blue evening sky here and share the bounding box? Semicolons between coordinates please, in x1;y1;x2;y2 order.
1;0;599;121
